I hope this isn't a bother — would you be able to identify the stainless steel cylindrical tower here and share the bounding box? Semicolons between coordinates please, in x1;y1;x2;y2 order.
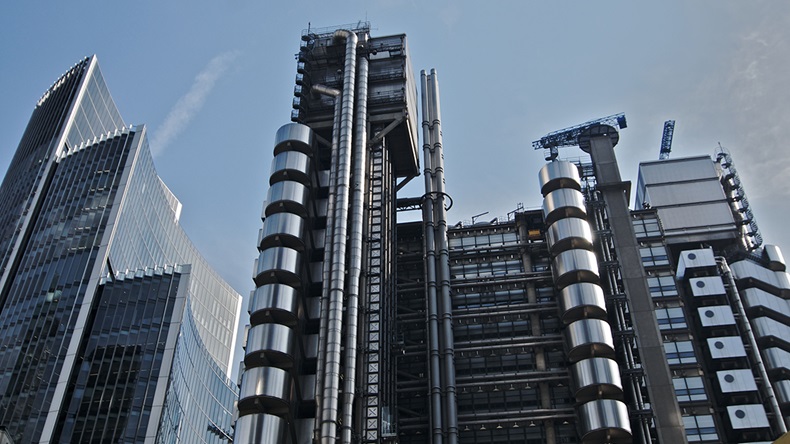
238;122;314;443
539;160;631;443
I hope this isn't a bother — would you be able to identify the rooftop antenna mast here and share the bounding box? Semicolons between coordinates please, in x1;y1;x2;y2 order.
658;120;675;160
532;113;627;160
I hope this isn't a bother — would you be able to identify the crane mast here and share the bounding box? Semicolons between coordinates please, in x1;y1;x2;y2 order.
532;113;627;160
658;120;675;160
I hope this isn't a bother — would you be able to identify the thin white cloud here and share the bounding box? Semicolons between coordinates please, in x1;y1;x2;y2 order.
150;50;241;157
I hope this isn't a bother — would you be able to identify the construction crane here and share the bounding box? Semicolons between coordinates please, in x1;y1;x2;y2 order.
658;120;675;160
533;113;627;160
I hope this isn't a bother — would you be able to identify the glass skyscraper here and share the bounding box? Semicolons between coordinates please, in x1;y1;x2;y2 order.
0;56;241;443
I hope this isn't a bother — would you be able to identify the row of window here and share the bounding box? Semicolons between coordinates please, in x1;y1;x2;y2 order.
449;231;520;249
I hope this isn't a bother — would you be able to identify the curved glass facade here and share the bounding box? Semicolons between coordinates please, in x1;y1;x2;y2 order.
157;305;237;444
0;56;241;443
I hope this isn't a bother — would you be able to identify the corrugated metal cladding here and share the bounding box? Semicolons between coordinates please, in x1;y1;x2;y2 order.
643;179;728;207
638;155;720;186
656;202;735;232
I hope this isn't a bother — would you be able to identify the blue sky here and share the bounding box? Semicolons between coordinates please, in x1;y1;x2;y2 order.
2;1;789;374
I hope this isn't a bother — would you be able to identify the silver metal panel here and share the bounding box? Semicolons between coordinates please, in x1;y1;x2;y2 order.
318;170;330;188
299;374;317;401
707;336;747;359
726;404;770;429
310;261;323;283
542;188;587;226
657;202;736;236
578;399;632;444
731;259;790;294
546;217;594;256
638;156;719;185
742;287;790;319
752;317;790;344
264;180;309;217
676;248;717;279
260;212;306;250
538;160;581;195
774;380;790;405
304;334;319;359
295;418;315;444
311;229;326;249
306;296;320;321
697;306;736;327
642;179;727;207
234;413;288;443
716;369;758;393
239;366;291;404
274;122;313;155
270;150;311;185
764;244;787;272
565;319;616;363
255;246;301;285
314;198;328;218
245;323;295;366
553;249;600;289
249;283;298;325
559;282;607;324
571;357;624;403
763;347;790;373
688;276;726;297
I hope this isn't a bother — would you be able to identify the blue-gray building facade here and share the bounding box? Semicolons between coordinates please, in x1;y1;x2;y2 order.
0;56;241;443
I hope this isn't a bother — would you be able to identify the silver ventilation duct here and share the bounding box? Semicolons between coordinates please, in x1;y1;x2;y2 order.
340;46;369;444
320;28;358;444
313;84;341;442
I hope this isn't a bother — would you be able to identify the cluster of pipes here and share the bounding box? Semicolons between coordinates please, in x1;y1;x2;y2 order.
311;29;370;444
420;69;459;444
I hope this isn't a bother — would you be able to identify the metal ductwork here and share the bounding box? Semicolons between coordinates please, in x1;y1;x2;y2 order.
339;42;370;444
312;28;371;444
539;160;630;441
314;81;341;443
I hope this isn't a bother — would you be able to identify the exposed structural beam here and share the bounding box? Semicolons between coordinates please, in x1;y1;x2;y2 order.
579;124;686;444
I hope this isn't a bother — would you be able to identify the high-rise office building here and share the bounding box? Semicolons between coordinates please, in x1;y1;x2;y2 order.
240;22;790;444
0;56;242;443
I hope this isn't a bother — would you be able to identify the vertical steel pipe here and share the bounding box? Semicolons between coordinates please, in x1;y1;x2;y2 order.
313;84;341;442
340;50;369;444
321;29;358;444
420;69;444;444
428;69;458;444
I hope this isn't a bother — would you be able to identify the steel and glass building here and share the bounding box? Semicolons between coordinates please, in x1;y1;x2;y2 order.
0;56;242;443
239;22;790;444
